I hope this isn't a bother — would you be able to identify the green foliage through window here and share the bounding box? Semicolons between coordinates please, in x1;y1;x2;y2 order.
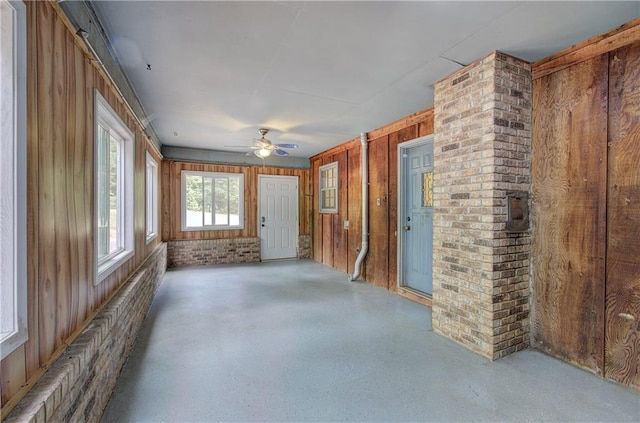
183;171;243;229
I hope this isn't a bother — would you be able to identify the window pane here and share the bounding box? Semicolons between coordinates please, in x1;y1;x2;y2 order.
229;177;240;226
422;172;433;207
109;135;120;254
97;125;110;259
204;177;213;226
146;164;153;235
185;174;203;227
214;177;228;225
182;172;244;230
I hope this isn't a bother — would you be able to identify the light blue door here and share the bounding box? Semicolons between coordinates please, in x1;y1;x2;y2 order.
402;141;433;295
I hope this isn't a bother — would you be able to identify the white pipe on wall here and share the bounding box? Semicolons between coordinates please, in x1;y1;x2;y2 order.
349;132;369;281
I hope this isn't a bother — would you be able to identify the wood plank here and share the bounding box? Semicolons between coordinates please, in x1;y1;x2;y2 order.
333;152;348;273
309;137;360;162
367;107;433;141
24;0;41;381
365;136;389;288
1;346;26;406
65;27;80;335
311;159;322;262
346;146;361;278
605;41;640;389
37;0;58;364
418;118;434;137
322;214;334;267
531;54;608;375
533;17;640;79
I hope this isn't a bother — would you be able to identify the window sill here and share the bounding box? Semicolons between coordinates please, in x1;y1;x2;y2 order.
146;233;158;244
96;249;135;285
181;226;244;232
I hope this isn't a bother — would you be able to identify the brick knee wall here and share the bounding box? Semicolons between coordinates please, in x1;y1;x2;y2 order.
167;238;261;267
297;235;311;258
5;243;167;423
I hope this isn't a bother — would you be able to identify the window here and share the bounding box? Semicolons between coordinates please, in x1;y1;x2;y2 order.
95;90;134;283
1;0;27;359
319;162;338;213
181;171;244;230
145;152;158;243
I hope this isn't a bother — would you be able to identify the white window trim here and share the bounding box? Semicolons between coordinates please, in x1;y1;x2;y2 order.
181;170;245;231
94;90;135;284
145;151;158;244
319;161;338;213
0;0;28;359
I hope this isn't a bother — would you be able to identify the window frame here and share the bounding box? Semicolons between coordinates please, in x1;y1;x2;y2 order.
0;0;28;359
181;170;245;231
145;151;159;243
319;162;338;213
94;89;135;284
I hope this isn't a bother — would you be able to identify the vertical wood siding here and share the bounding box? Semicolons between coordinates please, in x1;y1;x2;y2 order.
531;55;609;374
309;109;434;289
532;27;640;389
604;40;640;389
1;1;163;410
161;161;310;241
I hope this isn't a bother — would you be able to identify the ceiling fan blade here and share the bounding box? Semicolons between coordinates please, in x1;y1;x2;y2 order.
275;143;298;149
224;145;254;148
273;149;289;157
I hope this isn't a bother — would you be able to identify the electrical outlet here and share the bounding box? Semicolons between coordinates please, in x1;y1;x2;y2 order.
344;220;349;229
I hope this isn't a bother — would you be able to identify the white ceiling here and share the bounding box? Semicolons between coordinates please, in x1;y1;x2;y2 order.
92;1;639;158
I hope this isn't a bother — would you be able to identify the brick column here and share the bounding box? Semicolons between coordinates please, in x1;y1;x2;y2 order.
432;51;532;360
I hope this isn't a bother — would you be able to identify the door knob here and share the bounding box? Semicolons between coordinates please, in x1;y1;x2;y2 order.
404;225;411;231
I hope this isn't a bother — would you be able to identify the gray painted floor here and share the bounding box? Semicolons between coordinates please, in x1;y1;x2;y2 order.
102;259;639;422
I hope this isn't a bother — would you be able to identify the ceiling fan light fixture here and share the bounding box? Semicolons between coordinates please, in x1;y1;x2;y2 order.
255;148;271;158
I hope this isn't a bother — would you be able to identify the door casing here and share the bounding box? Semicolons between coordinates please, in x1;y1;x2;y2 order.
397;135;434;293
257;175;299;260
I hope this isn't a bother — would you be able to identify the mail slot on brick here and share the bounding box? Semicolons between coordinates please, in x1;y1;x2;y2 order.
506;191;529;232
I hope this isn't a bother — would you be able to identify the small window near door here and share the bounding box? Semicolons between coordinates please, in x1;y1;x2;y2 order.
319;162;338;213
422;172;433;207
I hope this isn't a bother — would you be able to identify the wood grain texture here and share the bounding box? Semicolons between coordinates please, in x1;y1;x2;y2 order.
533;17;640;79
365;136;390;288
333;152;348;273
311;158;322;262
531;54;608;375
367;107;433;141
605;41;640;389
346;146;362;278
1;0;163;412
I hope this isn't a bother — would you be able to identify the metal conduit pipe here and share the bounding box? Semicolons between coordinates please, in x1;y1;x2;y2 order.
349;132;369;281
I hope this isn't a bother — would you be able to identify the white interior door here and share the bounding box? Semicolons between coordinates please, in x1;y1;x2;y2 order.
259;175;298;260
398;138;434;295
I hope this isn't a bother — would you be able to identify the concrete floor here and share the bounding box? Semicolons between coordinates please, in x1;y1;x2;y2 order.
101;259;639;422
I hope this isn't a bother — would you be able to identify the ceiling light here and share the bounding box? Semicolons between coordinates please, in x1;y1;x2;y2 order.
254;148;271;158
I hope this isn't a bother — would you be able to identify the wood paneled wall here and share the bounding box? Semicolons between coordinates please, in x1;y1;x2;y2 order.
604;40;640;390
310;108;434;288
1;1;163;413
532;21;640;389
162;161;310;241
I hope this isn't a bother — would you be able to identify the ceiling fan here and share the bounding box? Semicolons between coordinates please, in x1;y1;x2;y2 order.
244;128;299;158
